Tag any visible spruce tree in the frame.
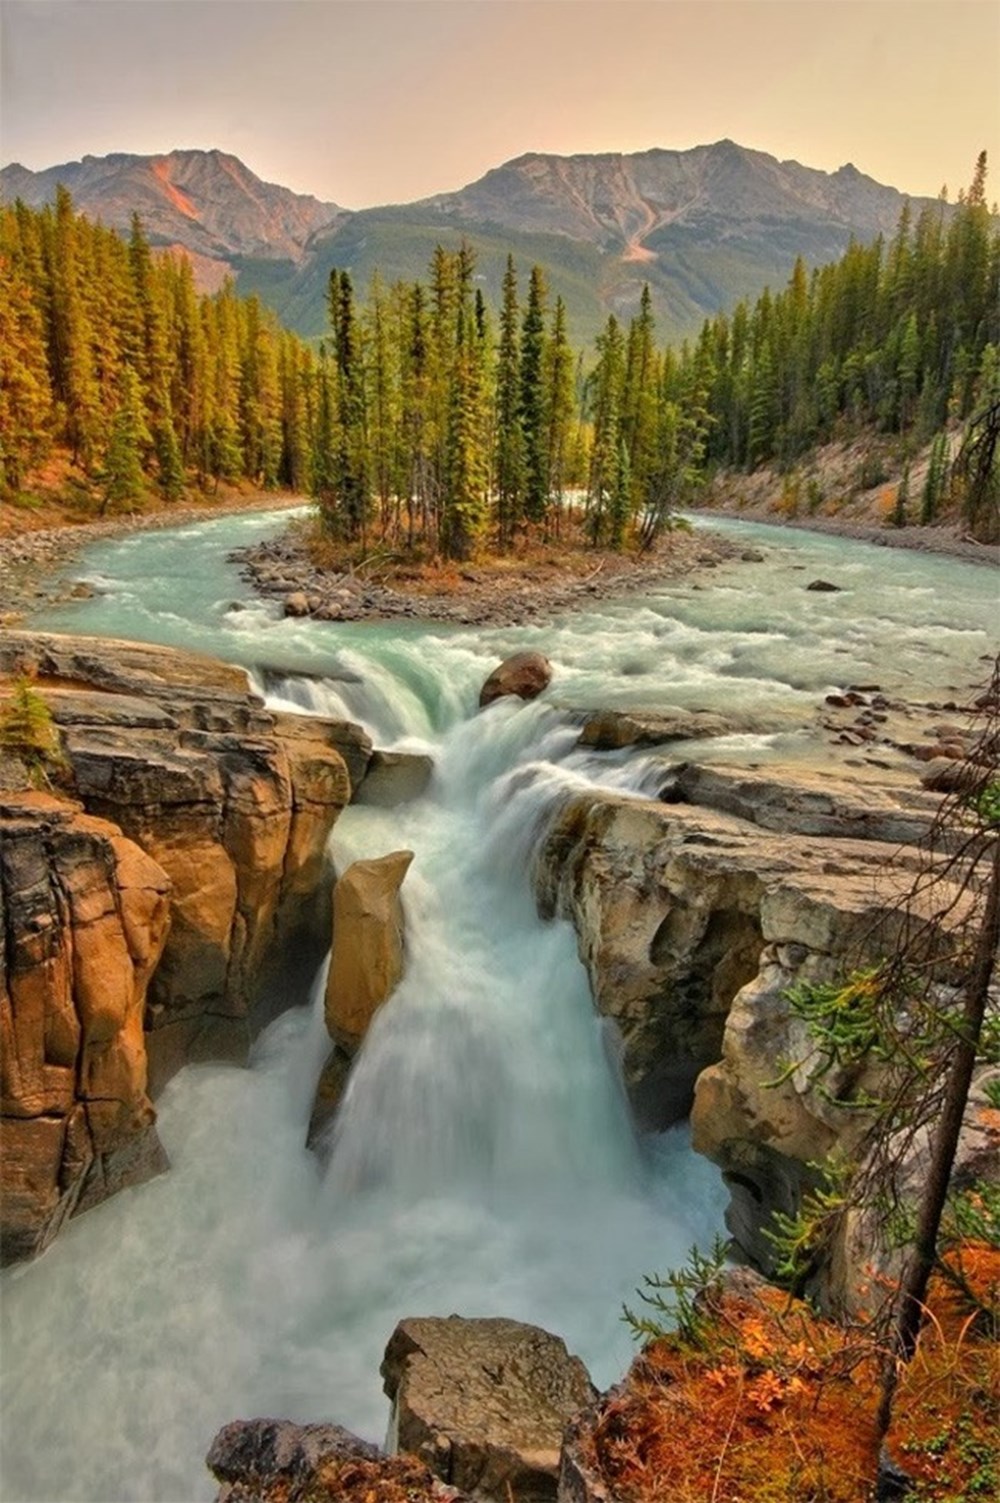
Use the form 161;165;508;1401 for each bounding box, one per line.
520;266;548;528
543;295;576;538
101;365;150;513
495;254;524;548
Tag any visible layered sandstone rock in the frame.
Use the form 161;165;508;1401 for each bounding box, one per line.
355;750;434;807
535;765;944;1129
1;631;358;1258
325;850;414;1052
0;631;352;1089
533;763;969;1305
0;789;171;1262
576;707;761;750
312;850;413;1142
382;1316;596;1503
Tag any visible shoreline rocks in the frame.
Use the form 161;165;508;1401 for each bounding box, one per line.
207;1417;467;1502
232;529;740;628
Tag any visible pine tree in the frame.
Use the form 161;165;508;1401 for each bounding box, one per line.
520;265;548;529
921;432;949;522
100;365;151;513
0;214;53;494
587;315;625;546
543;295;576;539
441;293;488;560
495;254;524;548
328;269;369;540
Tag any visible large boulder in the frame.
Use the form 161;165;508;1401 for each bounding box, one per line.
325;850;414;1054
355;750;434;808
1;790;171;1263
382;1316;596;1503
576;707;755;750
479;652;552;709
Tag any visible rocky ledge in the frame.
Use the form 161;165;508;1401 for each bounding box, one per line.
533;757;997;1308
0;630;365;1262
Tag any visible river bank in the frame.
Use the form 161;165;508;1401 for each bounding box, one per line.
5;483;996;644
0;492;308;625
695;503;1000;567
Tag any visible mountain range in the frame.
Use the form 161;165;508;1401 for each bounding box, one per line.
1;141;942;345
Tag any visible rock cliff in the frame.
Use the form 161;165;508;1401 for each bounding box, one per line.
0;631;354;1260
533;761;976;1303
0;789;171;1261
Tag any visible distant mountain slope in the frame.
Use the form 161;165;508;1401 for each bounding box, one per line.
0;148;345;266
2;141;943;346
421;141;916;255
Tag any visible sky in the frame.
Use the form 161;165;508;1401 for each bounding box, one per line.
1;0;998;209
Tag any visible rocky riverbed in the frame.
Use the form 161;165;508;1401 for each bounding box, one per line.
0;495;307;626
229;525;743;627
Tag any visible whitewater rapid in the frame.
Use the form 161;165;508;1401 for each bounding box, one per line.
1;511;995;1501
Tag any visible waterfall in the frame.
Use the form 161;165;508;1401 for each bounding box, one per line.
3;507;994;1501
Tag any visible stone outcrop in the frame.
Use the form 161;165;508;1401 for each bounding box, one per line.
312;850;413;1143
659;761;945;846
576;707;762;751
382;1316;596;1503
1;631;358;1258
479;652;552;708
325;850;414;1054
207;1417;467;1502
355;750;434;807
534;764;946;1130
0;789;171;1262
0;631;352;1090
533;762;973;1305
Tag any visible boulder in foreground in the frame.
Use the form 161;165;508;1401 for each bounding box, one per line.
381;1315;596;1502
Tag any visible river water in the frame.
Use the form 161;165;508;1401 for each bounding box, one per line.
1;512;995;1502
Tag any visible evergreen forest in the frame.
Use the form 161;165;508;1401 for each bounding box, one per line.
1;154;997;550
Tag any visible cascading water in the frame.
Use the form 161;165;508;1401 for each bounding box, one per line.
1;510;996;1502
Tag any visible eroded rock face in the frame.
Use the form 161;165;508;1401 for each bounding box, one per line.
382;1316;596;1503
0;790;171;1263
533;764;971;1311
0;631;353;1091
1;630;364;1259
534;772;940;1131
479;652;552;708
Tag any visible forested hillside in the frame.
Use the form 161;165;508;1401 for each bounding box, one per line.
0;187;320;506
2;157;997;552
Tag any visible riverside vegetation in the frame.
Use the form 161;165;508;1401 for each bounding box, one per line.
1;153;998;560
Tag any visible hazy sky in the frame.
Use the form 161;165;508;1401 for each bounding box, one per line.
2;0;998;208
